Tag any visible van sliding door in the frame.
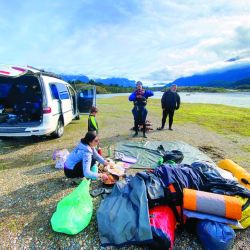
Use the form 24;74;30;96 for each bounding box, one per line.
53;83;73;125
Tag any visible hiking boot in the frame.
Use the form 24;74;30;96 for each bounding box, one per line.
157;127;163;130
90;188;105;197
169;128;173;131
104;187;113;194
71;178;82;185
133;132;138;137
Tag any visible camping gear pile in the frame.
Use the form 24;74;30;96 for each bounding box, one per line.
51;141;250;250
97;161;250;249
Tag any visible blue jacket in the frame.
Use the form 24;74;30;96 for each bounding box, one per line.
64;142;105;179
129;89;154;103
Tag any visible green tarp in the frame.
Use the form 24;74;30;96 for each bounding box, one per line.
114;140;215;169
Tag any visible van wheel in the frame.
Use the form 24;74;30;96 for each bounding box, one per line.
53;119;64;138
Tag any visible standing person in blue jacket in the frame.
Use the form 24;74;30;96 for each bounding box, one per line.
129;81;154;138
157;84;180;131
64;131;108;181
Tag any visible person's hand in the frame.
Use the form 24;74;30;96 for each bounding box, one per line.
103;161;109;166
101;173;109;181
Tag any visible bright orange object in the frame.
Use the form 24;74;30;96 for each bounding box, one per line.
183;188;242;220
218;159;250;189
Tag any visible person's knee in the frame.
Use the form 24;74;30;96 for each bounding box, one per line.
91;164;98;173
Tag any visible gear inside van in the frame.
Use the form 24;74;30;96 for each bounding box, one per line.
0;75;43;125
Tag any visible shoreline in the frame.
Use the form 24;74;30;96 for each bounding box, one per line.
97;91;250;109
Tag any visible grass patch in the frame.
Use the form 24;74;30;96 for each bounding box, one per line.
243;144;250;152
97;97;250;137
176;103;250;136
1;97;249;171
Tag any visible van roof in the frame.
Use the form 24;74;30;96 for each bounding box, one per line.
0;65;61;79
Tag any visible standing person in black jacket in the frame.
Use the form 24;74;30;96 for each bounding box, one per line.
157;84;180;131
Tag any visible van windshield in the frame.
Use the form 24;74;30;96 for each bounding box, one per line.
0;75;43;124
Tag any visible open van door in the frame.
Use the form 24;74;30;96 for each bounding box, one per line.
77;85;96;113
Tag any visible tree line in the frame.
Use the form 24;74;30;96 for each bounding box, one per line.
68;79;135;94
68;79;250;94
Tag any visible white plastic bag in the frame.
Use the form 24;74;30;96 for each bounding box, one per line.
52;149;70;169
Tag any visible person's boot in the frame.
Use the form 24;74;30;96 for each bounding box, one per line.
133;131;138;137
133;121;138;137
157;127;164;130
143;124;147;138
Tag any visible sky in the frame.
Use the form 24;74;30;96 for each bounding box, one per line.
1;0;250;84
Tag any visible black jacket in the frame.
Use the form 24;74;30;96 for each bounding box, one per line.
161;90;180;110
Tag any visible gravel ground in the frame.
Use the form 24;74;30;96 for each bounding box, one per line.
0;119;250;250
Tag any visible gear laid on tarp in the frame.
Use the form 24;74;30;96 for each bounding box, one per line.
191;161;250;198
218;159;250;189
149;205;176;250
97;162;250;248
97;175;153;247
114;140;215;169
183;209;241;227
231;196;250;229
183;188;242;220
153;164;206;197
196;220;236;250
163;150;184;164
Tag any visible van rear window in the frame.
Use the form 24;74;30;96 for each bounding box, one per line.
0;75;40;98
50;83;70;100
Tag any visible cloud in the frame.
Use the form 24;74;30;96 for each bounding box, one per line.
142;68;175;83
1;0;250;83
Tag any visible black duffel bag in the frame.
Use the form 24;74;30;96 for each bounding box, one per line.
163;150;184;164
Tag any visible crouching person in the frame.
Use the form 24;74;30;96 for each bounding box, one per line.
64;131;108;181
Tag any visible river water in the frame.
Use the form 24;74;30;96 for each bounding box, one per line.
97;91;250;108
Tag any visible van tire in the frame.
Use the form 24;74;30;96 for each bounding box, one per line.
53;119;64;138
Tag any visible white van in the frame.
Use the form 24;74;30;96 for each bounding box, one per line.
0;65;96;138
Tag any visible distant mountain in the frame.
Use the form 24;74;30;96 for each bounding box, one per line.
169;64;250;88
232;77;250;89
60;74;136;87
59;62;250;89
60;74;89;83
95;77;136;87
